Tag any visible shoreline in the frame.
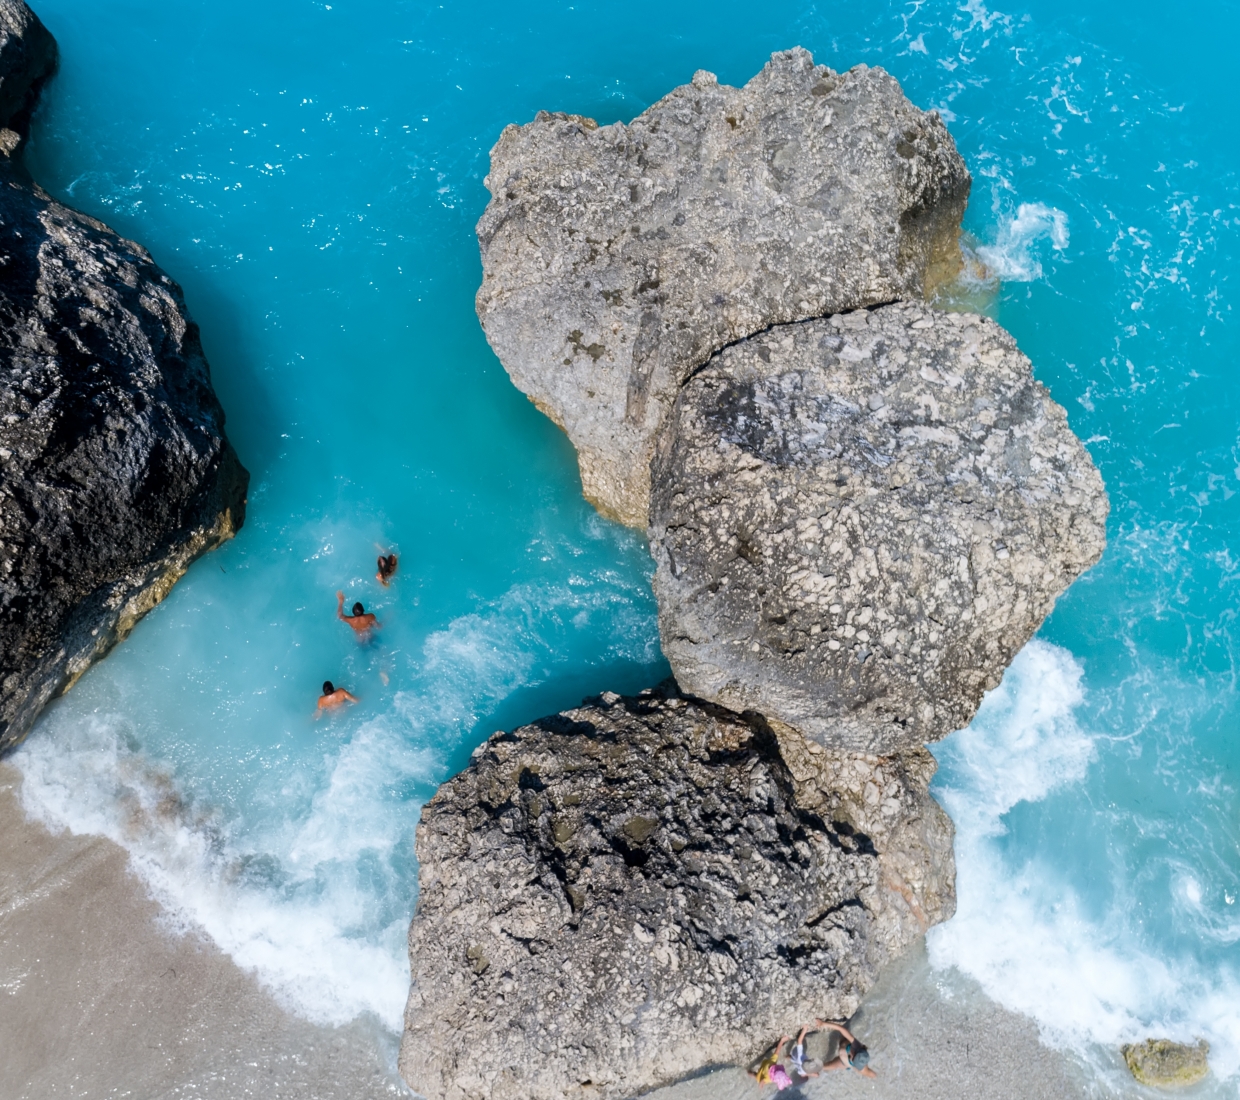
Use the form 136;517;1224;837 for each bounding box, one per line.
0;760;406;1100
2;757;1088;1100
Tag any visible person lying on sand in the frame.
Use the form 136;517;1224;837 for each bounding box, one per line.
337;591;380;638
788;1023;820;1080
750;1035;795;1090
376;552;398;586
316;680;358;714
817;1019;877;1078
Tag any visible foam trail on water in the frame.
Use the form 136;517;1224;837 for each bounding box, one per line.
977;202;1070;281
17;575;659;1032
929;640;1240;1084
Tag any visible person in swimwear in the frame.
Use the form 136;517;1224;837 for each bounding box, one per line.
337;591;380;638
816;1019;877;1078
787;1022;821;1081
376;552;398;586
750;1035;795;1091
316;680;358;714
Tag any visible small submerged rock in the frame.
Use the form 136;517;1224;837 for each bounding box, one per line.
649;303;1107;752
400;684;953;1100
1122;1038;1210;1088
476;47;970;527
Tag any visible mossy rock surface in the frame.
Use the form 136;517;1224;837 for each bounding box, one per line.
1121;1039;1210;1087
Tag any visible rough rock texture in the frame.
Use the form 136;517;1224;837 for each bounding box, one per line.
400;685;953;1100
477;48;970;526
0;0;247;752
1122;1039;1210;1088
409;42;1111;1100
650;303;1107;753
0;0;52;154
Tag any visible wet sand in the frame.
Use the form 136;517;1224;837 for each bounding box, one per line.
2;758;1088;1100
0;762;406;1100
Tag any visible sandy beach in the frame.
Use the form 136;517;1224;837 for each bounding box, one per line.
0;762;405;1100
1;758;1092;1100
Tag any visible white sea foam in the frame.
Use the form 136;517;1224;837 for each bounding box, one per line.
977;202;1070;281
929;640;1240;1084
15;575;659;1034
17;705;422;1030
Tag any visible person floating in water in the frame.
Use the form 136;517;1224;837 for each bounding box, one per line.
316;680;358;714
337;590;380;639
817;1019;877;1078
750;1035;795;1091
376;552;398;586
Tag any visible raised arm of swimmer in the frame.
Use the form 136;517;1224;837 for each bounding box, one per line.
337;591;380;635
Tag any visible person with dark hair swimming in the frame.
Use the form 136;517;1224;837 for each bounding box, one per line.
816;1019;877;1078
316;680;358;714
376;552;398;586
337;591;379;639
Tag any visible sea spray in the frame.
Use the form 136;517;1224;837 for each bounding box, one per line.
9;0;1240;1090
19;572;663;1030
930;641;1240;1083
976;203;1071;282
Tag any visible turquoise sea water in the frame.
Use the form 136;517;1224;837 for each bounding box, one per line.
12;0;1240;1090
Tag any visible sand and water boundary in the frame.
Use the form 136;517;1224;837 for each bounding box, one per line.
1;760;1089;1100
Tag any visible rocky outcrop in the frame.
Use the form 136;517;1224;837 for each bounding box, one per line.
1122;1039;1210;1088
403;46;1109;1100
0;0;247;752
400;684;952;1100
477;48;970;527
0;0;52;153
649;303;1108;752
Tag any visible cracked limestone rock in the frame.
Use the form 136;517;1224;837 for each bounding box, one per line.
0;0;247;751
649;303;1108;753
399;685;953;1100
476;47;970;527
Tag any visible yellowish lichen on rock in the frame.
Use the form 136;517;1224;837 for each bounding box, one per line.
1121;1038;1210;1088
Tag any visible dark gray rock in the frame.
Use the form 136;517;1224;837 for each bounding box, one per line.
477;48;970;527
0;0;53;153
400;685;953;1100
0;0;247;752
649;304;1107;753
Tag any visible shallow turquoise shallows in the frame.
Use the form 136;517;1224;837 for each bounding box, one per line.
14;0;1240;1090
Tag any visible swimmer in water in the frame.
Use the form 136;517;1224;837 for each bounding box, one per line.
337;591;380;638
376;552;398;586
316;680;358;714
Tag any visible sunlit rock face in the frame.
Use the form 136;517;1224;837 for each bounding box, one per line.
400;685;953;1100
476;48;970;527
650;304;1107;753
